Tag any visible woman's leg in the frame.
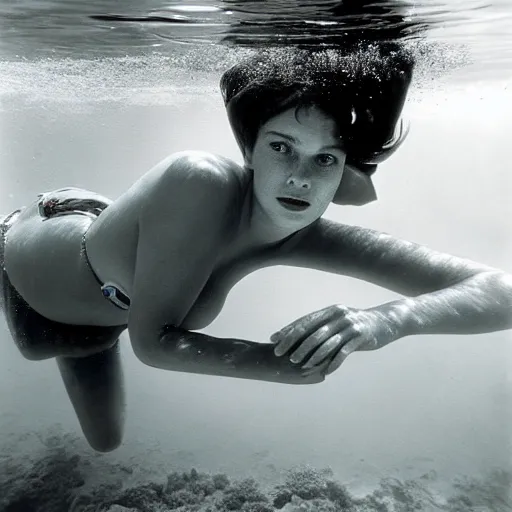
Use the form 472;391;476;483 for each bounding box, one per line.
56;340;126;452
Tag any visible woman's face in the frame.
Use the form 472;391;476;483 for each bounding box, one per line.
247;105;346;230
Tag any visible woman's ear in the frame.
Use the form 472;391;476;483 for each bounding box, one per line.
332;163;378;206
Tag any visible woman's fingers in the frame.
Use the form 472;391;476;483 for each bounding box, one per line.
296;334;365;381
272;309;330;356
290;318;353;365
272;306;348;357
300;330;355;368
325;335;366;375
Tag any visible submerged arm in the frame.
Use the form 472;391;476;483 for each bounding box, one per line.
138;326;319;384
282;218;512;339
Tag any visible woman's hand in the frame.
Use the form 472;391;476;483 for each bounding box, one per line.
271;304;402;376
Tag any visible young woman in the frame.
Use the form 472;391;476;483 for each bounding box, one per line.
2;45;511;452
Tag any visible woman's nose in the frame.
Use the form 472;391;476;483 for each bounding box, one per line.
286;175;311;189
286;162;312;190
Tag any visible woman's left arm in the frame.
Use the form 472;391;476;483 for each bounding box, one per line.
272;218;512;373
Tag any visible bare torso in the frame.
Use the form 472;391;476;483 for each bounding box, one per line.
3;155;300;331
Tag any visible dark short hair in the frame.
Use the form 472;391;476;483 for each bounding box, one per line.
220;43;414;173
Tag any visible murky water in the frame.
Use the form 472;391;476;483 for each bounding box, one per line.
1;2;511;511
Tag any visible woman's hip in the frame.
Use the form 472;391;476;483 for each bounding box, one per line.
0;208;127;360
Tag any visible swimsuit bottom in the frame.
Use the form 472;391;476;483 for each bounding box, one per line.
38;189;131;311
0;200;127;360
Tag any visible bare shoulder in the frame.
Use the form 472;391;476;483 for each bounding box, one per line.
130;149;250;258
140;150;248;207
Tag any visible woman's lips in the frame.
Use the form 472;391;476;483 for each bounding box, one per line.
277;197;311;212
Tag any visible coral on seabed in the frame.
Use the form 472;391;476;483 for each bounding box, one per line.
0;431;511;512
0;446;85;512
271;465;354;510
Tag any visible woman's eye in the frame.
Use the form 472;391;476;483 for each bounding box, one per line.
269;142;289;153
316;154;337;166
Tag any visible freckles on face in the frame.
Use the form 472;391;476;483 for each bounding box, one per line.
248;106;347;222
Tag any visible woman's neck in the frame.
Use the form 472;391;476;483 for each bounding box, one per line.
235;184;297;251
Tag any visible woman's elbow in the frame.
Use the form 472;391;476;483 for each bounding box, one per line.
133;348;153;367
128;323;180;367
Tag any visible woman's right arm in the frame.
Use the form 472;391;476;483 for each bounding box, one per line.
150;326;324;384
127;152;323;385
